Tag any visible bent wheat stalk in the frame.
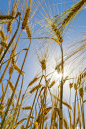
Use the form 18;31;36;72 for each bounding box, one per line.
0;15;14;20
22;37;61;45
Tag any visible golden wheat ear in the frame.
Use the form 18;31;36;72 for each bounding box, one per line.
0;13;20;64
0;41;7;48
23;0;32;26
0;30;5;40
49;80;55;88
63;118;69;129
60;0;86;30
25;23;32;40
30;84;42;93
7;80;14;91
7;0;20;33
51;23;63;44
28;76;40;87
13;118;27;129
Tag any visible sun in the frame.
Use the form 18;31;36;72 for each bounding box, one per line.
54;71;62;81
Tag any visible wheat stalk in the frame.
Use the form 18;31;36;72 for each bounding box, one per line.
2;83;5;95
0;14;20;64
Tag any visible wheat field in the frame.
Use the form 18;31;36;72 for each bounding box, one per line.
0;0;86;129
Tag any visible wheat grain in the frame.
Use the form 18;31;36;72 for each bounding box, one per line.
0;47;3;58
13;64;24;75
63;118;69;129
79;87;83;97
36;107;52;123
41;59;46;70
55;64;61;73
5;34;10;41
0;30;5;40
51;23;63;44
7;80;14;91
83;100;86;103
69;83;73;89
74;83;77;90
11;50;16;65
23;8;30;26
9;66;13;76
7;21;12;33
13;118;27;129
25;23;32;40
49;81;55;88
30;84;42;93
22;106;32;110
0;41;7;48
28;77;40;86
23;0;32;26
